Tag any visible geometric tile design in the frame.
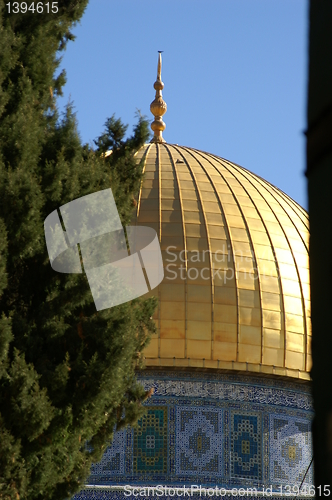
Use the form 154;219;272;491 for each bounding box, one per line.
176;407;222;475
90;430;125;476
73;490;313;500
133;407;168;474
139;371;313;412
269;415;313;485
231;412;261;480
74;371;314;500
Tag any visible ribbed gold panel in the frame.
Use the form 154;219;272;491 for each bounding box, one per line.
133;144;311;380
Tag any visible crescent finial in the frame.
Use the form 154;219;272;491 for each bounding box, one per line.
150;52;167;143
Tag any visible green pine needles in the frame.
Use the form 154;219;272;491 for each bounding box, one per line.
0;2;157;499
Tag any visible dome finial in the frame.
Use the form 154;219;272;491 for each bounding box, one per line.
150;51;167;143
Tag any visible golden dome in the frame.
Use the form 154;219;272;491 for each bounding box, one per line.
133;143;311;381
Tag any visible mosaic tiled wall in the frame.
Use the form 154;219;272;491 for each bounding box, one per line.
74;371;313;499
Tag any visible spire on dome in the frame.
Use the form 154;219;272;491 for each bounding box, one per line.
150;52;167;143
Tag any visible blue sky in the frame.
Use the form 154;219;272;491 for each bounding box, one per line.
57;0;309;208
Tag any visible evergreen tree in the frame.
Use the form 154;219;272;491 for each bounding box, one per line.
0;2;156;499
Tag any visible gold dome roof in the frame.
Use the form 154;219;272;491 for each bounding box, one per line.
133;143;311;381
